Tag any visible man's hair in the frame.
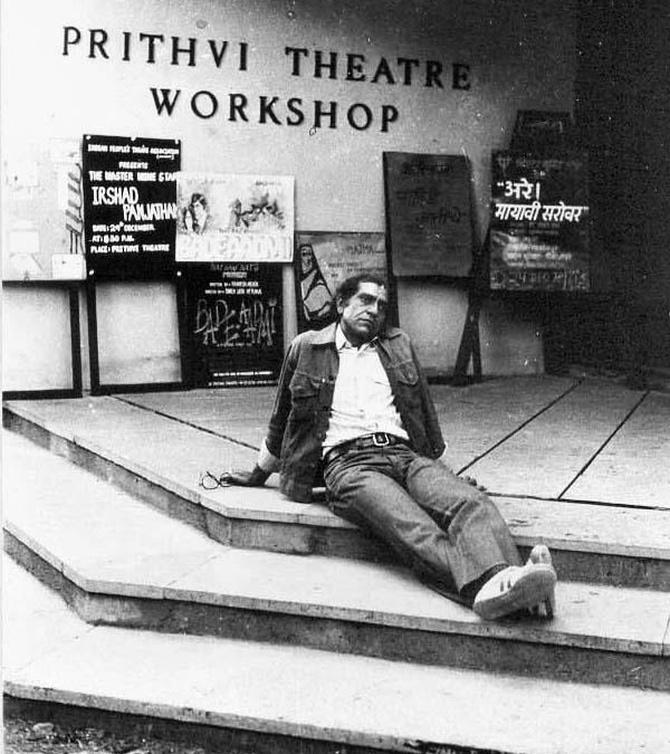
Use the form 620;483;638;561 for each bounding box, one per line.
335;273;387;305
190;192;207;209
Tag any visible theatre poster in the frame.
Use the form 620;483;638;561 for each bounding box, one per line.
175;173;294;264
294;231;387;332
3;139;86;281
489;152;590;291
184;262;284;387
383;152;473;278
82;134;181;279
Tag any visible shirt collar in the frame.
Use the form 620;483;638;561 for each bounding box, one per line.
336;323;377;352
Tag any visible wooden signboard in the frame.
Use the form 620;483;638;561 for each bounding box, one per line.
183;262;283;387
383;152;473;278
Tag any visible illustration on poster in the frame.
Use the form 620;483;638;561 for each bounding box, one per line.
298;242;334;324
180;193;210;234
228;191;285;232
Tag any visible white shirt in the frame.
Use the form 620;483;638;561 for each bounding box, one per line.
322;325;409;455
258;325;408;473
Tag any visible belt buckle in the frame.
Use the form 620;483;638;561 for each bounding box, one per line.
371;432;390;447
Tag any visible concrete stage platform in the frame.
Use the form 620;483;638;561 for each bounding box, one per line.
110;374;670;509
4;374;670;754
9;373;669;509
4;375;670;584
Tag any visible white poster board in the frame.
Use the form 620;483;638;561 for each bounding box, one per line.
3;139;86;281
175;173;294;263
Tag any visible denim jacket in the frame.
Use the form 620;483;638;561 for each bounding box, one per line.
265;322;446;502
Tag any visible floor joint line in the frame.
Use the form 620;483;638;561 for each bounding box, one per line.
111;395;261;452
489;489;666;512
457;378;583;475
557;390;651;500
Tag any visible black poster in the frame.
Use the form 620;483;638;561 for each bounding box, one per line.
185;263;283;387
489;151;590;291
82;134;181;279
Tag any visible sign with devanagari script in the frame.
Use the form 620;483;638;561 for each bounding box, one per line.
489;152;590;291
384;152;473;277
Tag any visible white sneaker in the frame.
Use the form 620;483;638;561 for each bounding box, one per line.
527;544;556;618
473;561;557;620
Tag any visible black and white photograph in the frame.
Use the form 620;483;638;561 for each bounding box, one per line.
2;2;669;754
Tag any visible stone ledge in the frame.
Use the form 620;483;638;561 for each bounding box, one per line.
5;405;670;589
5;528;670;692
5;557;670;754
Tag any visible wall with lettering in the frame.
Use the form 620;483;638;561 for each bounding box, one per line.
2;0;576;385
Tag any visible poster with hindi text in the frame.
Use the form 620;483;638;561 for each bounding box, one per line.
176;173;294;264
489;152;590;291
383;152;473;278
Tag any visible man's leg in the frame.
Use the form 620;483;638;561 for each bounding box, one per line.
403;454;522;594
325;446;555;617
401;453;557;617
324;447;486;599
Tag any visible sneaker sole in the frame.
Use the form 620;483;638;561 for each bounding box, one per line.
473;566;557;621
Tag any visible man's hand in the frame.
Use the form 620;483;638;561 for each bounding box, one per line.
220;465;270;487
462;475;487;492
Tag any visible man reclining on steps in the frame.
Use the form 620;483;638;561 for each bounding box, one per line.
222;273;556;620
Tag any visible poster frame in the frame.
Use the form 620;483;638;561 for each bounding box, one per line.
488;149;590;293
82;134;181;282
81;133;186;395
175;172;294;265
86;277;185;396
2;279;83;399
178;262;285;389
2;138;87;284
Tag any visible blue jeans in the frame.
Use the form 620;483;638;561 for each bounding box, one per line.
324;444;521;602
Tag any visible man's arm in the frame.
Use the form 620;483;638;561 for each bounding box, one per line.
410;341;447;459
222;464;271;487
265;336;300;459
222;337;300;487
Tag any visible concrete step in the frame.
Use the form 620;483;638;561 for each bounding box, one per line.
4;430;670;691
4;399;670;589
5;555;670;754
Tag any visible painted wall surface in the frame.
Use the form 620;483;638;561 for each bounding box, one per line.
2;0;576;387
2;287;75;390
397;282;544;376
95;282;182;385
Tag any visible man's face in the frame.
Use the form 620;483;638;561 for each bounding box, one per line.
337;281;387;345
300;246;314;274
193;200;207;224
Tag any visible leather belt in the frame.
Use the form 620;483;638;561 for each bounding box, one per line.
324;432;408;465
